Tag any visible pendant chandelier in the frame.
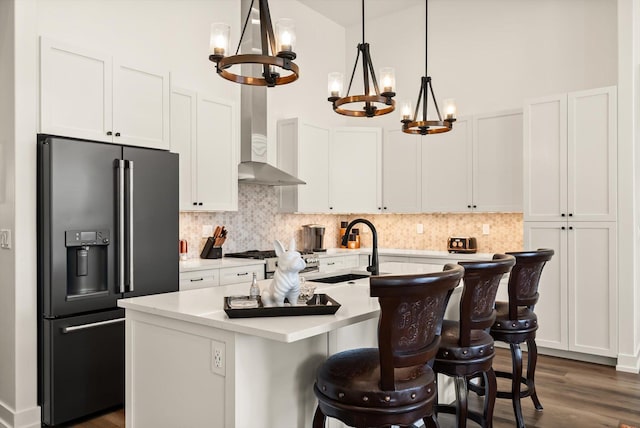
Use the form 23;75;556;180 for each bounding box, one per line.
327;0;396;118
208;0;299;87
400;0;456;134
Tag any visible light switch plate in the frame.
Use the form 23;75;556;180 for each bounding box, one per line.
416;224;424;234
0;229;11;249
211;340;226;376
482;224;490;235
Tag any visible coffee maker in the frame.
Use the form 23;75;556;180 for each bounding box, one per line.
302;224;326;252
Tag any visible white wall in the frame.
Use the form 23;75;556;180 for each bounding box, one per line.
343;0;617;130
0;1;17;425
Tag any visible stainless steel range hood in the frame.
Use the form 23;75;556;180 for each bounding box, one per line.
237;0;305;186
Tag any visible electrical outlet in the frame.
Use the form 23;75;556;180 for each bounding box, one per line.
202;225;213;237
211;340;225;376
416;224;424;234
0;229;11;249
482;224;490;235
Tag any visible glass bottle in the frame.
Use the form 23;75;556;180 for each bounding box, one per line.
249;272;260;299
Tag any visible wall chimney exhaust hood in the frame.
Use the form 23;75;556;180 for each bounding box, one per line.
237;0;305;186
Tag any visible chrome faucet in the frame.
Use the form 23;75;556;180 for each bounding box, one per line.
341;218;379;276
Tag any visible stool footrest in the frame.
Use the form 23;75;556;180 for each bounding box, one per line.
435;404;486;427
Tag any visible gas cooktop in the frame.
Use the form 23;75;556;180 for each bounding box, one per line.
225;249;314;260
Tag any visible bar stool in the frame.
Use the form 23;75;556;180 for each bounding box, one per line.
489;249;554;428
312;265;464;428
433;254;515;428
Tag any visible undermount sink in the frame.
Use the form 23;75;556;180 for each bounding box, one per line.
310;273;370;284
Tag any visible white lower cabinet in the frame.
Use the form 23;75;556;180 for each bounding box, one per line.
171;87;239;211
319;255;359;273
179;265;264;291
218;265;264;286
524;221;617;357
179;269;219;291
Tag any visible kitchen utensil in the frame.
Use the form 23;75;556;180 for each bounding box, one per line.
302;224;326;252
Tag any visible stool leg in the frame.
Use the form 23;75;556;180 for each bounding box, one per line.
510;343;526;428
423;413;440;428
526;338;543;411
483;368;497;428
312;406;326;428
454;375;469;428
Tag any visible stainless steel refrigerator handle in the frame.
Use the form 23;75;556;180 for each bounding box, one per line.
127;160;134;292
61;317;125;334
117;159;125;293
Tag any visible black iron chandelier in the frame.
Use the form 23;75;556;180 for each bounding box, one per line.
208;0;299;87
401;0;456;134
327;0;396;118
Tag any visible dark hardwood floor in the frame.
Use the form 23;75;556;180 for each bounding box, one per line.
70;349;640;427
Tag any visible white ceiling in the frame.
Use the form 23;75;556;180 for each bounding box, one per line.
297;0;421;28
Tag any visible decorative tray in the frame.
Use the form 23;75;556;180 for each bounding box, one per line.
224;294;341;318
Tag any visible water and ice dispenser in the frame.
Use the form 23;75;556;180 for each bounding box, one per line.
65;229;110;298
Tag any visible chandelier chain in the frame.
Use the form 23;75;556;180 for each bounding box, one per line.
236;0;255;56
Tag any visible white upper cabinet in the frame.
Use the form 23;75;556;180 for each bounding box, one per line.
40;37;170;149
524;86;617;221
171;88;238;211
473;109;523;212
40;37;113;142
277;118;331;213
421;116;473;212
112;58;170;149
329;127;382;214
382;130;421;213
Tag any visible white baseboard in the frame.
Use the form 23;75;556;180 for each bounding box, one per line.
616;351;640;373
0;401;40;428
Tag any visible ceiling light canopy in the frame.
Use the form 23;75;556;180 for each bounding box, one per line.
401;0;456;135
208;0;299;87
327;0;396;118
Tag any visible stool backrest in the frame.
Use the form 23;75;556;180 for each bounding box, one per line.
505;249;555;319
370;264;464;391
457;254;515;347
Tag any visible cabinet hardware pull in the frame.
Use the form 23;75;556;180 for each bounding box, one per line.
107;131;113;136
193;202;197;206
327;262;335;265
62;318;125;334
190;278;204;282
467;205;472;208
115;132;121;137
569;213;573;216
561;226;566;230
569;226;573;230
198;202;203;206
237;272;249;276
561;213;566;217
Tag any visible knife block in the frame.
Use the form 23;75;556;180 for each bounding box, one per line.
200;237;222;259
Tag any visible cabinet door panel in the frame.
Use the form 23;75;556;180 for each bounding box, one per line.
567;222;617;356
196;95;238;211
383;130;421;213
113;60;170;149
523;95;567;221
523;222;568;350
329;128;381;213
473;109;523;212
298;124;330;212
568;87;617;221
170;88;197;211
40;38;112;142
422;117;472;212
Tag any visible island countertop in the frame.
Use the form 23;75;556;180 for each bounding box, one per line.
118;262;446;343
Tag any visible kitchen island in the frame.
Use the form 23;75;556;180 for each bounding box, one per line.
118;262;463;428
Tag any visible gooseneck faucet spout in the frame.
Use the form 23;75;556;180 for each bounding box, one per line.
341;218;379;276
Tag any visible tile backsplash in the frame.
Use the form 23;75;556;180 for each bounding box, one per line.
180;184;523;259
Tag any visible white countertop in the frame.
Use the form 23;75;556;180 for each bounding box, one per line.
314;247;494;261
120;262;446;343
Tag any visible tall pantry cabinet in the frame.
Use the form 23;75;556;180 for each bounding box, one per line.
523;86;617;357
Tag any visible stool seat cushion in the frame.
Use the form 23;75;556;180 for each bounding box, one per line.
492;301;538;332
435;320;495;362
315;348;436;408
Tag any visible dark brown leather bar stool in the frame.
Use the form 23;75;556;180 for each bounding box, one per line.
433;254;515;428
312;265;464;428
489;249;554;428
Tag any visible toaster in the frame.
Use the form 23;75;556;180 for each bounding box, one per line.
447;236;478;253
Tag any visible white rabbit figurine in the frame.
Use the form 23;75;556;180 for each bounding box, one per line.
261;238;306;307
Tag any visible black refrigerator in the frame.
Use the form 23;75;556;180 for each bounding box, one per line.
37;134;179;426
